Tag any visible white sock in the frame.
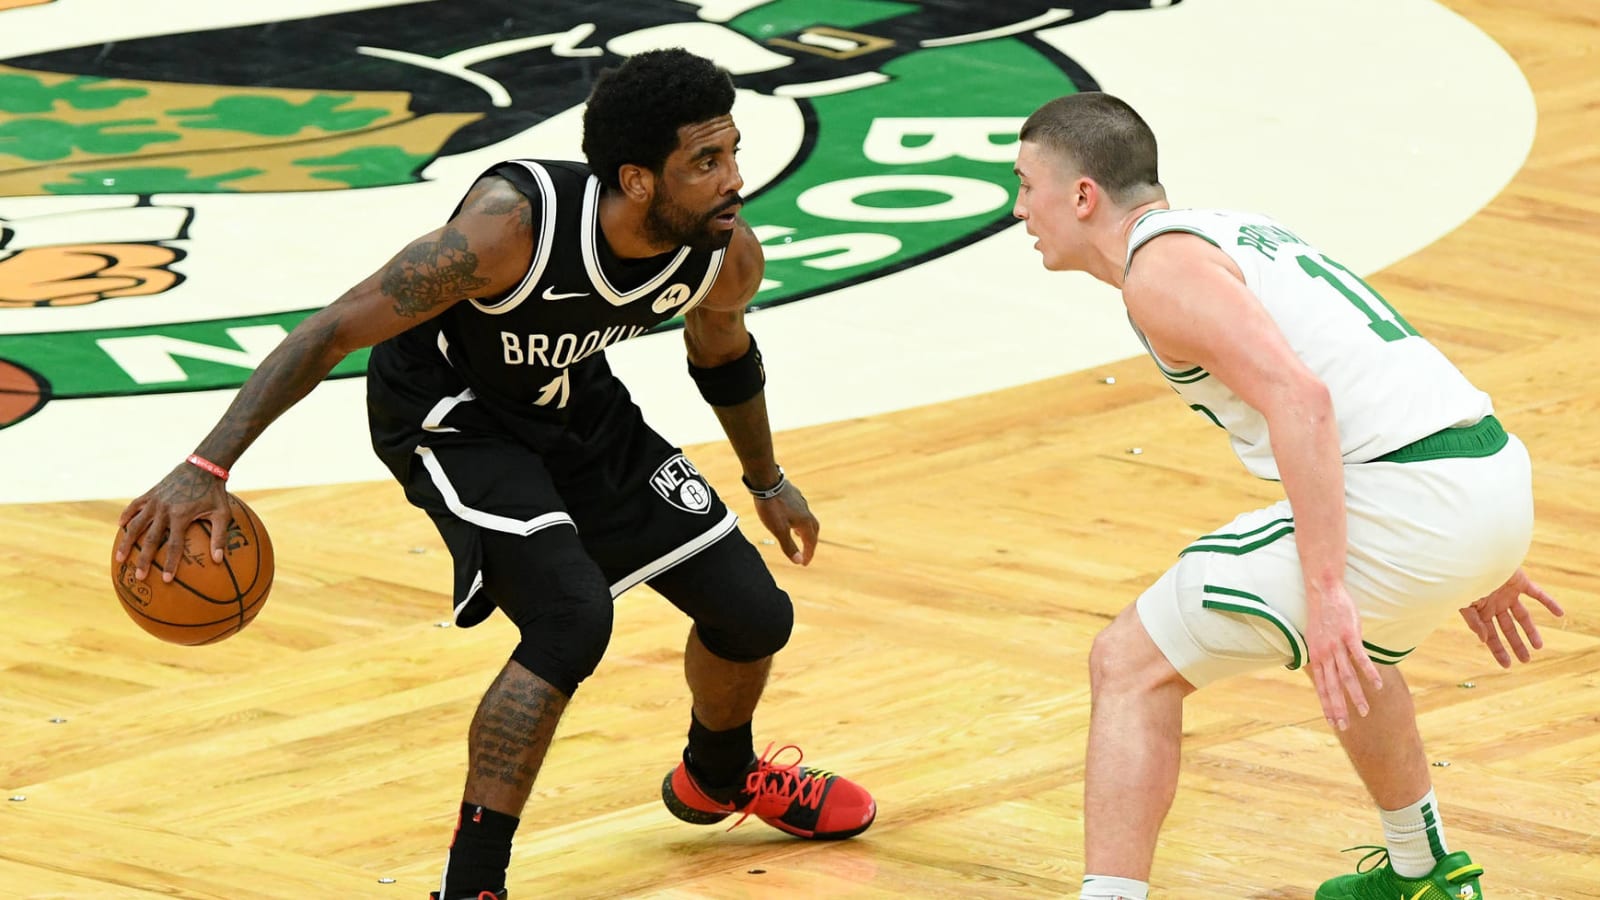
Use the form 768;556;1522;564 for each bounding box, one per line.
1081;874;1149;899
1380;788;1449;878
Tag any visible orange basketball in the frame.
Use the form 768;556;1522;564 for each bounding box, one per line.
0;358;50;428
111;494;274;645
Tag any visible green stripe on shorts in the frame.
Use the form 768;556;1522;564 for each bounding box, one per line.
1181;523;1295;556
1362;639;1415;666
1201;585;1306;670
1193;517;1294;543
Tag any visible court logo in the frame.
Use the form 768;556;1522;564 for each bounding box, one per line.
0;1;1185;433
649;454;712;515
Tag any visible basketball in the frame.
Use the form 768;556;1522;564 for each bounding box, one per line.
111;494;275;645
0;358;50;428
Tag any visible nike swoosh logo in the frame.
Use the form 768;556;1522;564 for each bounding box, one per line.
542;286;588;300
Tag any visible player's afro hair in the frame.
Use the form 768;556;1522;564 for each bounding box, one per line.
582;48;737;190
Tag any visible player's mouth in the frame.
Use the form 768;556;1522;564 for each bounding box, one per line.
711;200;743;229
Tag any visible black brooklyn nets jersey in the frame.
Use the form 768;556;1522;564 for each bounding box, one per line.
367;159;726;443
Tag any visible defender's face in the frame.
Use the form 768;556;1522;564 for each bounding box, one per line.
1012;140;1081;272
649;115;745;251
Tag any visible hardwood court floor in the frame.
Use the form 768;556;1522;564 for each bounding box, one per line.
2;1;1597;897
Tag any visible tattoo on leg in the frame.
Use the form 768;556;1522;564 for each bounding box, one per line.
468;664;568;802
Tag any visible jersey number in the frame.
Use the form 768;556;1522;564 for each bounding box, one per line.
1296;254;1419;342
535;369;570;408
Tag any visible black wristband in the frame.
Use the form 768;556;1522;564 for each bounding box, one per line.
688;334;765;407
741;467;787;499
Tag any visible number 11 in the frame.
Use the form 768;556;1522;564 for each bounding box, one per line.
1297;254;1419;342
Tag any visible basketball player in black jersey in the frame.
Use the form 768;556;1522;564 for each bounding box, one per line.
114;48;875;900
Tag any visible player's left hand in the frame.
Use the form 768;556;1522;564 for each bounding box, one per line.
753;479;819;566
1304;582;1383;732
1459;567;1563;667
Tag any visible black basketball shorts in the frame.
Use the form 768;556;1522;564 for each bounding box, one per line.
370;378;741;628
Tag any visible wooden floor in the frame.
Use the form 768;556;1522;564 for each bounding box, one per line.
4;2;1598;897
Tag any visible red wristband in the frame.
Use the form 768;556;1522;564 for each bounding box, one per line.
185;453;230;481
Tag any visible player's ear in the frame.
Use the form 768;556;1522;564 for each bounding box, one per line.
1076;176;1098;220
618;163;655;204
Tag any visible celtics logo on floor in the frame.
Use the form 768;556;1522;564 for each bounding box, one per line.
0;1;1178;429
1;1;1534;505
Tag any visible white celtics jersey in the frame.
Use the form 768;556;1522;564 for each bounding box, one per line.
1125;208;1493;480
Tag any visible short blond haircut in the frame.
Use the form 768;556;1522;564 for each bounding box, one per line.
1020;92;1161;205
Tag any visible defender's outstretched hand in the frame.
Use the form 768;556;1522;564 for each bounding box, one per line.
1460;567;1563;667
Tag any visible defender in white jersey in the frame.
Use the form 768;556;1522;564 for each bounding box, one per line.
1011;93;1563;900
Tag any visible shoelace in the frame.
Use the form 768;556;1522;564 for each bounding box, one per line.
1336;845;1482;888
724;742;832;831
1339;845;1393;875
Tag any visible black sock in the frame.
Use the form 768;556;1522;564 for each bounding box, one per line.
685;714;757;795
442;803;517;896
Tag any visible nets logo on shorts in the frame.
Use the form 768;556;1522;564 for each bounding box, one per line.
649;454;712;515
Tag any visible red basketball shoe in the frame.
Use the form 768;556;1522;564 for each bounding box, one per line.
662;742;876;839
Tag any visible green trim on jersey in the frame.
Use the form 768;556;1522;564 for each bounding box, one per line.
1374;415;1508;464
1129;318;1210;384
1181;517;1295;556
1141;225;1220;248
1132;208;1163;231
1124;217;1222;280
1121;240;1213;384
1201;584;1305;670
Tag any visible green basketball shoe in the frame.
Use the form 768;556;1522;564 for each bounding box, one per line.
1316;846;1484;900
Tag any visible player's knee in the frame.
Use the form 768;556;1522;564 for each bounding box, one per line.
509;596;613;696
1088;624;1120;693
484;527;616;696
1089;611;1174;696
651;535;794;663
698;584;793;663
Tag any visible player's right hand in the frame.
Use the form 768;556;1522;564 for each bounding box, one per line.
1459;567;1563;667
114;462;231;583
1304;581;1383;732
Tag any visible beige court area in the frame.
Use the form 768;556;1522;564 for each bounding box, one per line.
3;1;1598;897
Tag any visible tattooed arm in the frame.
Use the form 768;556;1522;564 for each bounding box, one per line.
115;176;534;580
